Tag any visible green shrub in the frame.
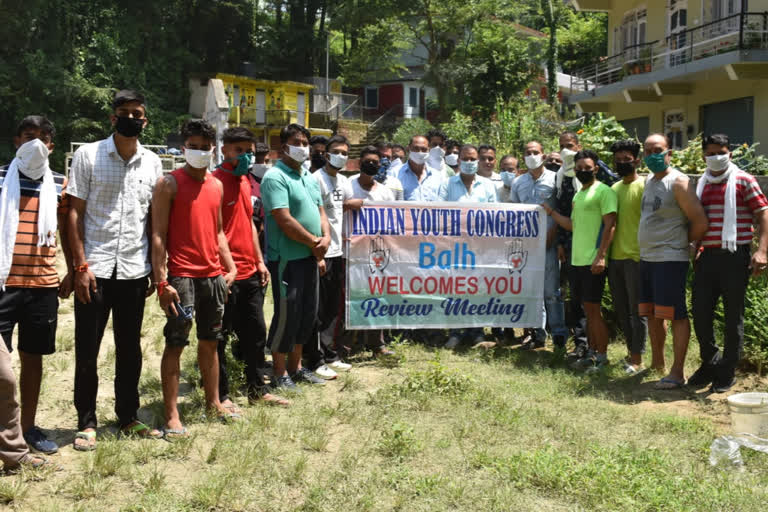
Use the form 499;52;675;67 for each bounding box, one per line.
667;135;768;176
392;118;434;147
572;114;628;168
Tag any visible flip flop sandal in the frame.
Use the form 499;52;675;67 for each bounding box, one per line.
73;431;97;452
4;454;60;474
162;427;189;441
654;376;685;390
217;411;242;423
222;403;244;415
260;393;291;407
120;421;163;439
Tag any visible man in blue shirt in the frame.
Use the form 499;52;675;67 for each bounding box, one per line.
438;144;497;203
442;145;496;349
507;140;568;350
397;135;444;201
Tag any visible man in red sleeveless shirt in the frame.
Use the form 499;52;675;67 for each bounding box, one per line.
213;127;288;406
151;119;237;438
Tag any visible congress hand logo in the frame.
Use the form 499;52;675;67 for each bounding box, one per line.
506;239;528;274
369;236;390;273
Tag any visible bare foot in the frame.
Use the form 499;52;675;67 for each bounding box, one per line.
260;393;291;406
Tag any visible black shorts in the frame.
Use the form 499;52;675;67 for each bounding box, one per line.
267;257;319;354
638;260;689;320
0;287;58;355
164;275;227;347
572;265;607;304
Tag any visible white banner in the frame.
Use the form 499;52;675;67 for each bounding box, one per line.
345;201;546;329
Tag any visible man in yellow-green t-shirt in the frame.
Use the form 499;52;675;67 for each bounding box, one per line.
542;150;617;372
608;140;648;375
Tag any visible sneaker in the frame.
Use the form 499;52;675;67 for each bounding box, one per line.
444;336;461;349
570;351;597;370
567;343;588;360
710;377;735;394
329;360;352;371
272;374;301;393
313;364;338;380
23;426;58;455
585;356;609;374
521;338;545;350
292;367;326;385
687;365;715;387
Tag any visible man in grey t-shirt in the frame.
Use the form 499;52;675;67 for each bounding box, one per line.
637;133;708;390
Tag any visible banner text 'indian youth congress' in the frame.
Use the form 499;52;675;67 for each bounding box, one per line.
345;201;546;329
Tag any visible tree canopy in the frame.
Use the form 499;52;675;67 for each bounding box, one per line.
0;0;605;166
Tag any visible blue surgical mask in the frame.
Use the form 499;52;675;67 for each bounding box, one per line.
644;151;669;173
459;160;478;175
501;171;515;187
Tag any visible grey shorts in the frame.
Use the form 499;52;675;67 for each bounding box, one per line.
164;275;227;347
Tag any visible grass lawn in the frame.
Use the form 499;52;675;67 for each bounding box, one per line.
2;282;768;511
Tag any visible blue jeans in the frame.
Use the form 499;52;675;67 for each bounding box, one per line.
535;247;568;343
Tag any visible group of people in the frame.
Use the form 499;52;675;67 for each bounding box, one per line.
0;88;765;474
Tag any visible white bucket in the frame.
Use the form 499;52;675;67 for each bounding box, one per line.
727;392;768;436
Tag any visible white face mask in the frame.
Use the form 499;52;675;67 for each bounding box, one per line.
445;153;459;166
429;146;445;159
409;151;429;165
459;160;478;175
706;153;730;172
250;163;269;178
524;154;543;170
16;138;49;180
287;144;310;164
184;148;212;169
328;153;348;169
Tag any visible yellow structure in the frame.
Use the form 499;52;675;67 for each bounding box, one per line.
188;73;331;147
569;0;768;151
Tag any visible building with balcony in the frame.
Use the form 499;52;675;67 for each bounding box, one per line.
188;73;332;150
569;0;768;150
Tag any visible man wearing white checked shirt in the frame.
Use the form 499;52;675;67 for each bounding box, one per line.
66;90;164;451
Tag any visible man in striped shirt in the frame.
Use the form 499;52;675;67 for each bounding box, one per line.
0;116;69;456
690;133;768;393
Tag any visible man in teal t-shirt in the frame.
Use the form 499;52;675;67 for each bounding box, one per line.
608;140;648;374
542;149;616;372
261;123;331;392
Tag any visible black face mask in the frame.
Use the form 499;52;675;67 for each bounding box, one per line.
115;116;144;138
545;162;560;172
576;170;595;185
615;161;635;177
361;160;380;176
311;152;326;169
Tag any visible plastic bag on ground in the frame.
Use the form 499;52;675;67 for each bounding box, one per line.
709;433;768;469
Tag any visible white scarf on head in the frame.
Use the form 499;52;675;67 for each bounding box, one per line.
555;163;582;197
0;139;58;290
696;161;738;253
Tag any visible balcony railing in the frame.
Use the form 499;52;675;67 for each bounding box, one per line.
570;12;768;95
227;107;307;127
